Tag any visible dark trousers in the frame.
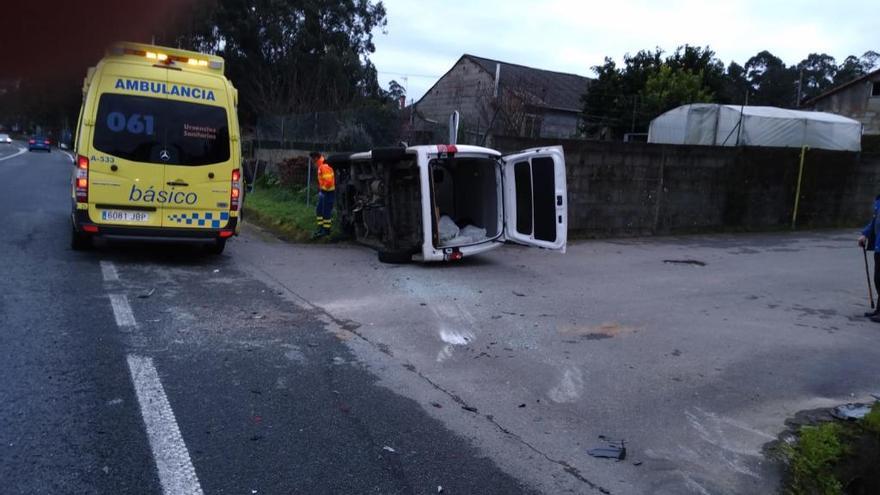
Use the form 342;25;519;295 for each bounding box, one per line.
316;190;335;231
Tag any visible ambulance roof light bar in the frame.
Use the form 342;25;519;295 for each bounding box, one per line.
108;43;223;71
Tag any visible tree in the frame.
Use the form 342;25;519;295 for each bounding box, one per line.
796;53;837;101
386;80;406;106
720;62;750;104
178;0;388;122
640;65;714;118
744;50;798;107
834;50;880;85
667;45;726;98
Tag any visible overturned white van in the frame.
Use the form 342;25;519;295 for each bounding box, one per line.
327;144;567;262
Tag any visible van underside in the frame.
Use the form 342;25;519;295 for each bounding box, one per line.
336;153;423;254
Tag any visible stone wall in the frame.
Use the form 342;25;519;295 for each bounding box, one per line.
494;136;880;237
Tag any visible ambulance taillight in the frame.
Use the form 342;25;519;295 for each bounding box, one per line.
75;155;89;202
230;169;241;211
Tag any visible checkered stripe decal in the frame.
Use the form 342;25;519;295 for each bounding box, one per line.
167;211;230;228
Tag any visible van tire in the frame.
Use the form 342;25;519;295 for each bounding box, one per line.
70;226;91;251
207;238;227;255
378;250;411;264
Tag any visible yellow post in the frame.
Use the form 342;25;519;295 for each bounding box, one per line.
791;145;809;230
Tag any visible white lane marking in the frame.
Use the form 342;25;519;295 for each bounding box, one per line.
127;354;204;495
0;147;27;163
109;294;137;328
63;151;75;163
100;261;120;282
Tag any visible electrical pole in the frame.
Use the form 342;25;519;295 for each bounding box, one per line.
630;95;638;134
796;68;804;107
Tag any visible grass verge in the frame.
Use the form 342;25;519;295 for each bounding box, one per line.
243;182;339;243
781;402;880;494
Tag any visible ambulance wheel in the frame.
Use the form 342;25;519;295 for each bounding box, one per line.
207;238;227;255
378;250;411;264
70;226;91;251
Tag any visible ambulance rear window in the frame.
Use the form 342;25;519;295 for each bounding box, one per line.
93;94;230;166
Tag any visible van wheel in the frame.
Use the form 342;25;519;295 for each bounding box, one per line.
378;250;411;264
207;238;227;255
70;226;91;251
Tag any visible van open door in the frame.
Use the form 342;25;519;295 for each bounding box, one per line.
501;146;567;252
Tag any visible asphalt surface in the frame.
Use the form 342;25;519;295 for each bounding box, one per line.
0;144;534;494
4;141;880;495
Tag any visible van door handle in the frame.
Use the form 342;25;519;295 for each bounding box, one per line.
166;180;189;187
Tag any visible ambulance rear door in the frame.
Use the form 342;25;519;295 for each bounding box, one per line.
156;73;233;230
88;73;168;228
500;146;567;252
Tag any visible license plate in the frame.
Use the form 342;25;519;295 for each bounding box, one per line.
101;210;149;222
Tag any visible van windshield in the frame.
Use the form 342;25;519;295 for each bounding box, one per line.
93;93;230;166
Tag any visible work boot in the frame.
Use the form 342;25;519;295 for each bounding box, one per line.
311;229;326;240
870;313;880;323
865;307;880;317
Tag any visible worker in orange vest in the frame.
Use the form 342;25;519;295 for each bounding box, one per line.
311;151;335;239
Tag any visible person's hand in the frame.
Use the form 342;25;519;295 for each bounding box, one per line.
859;235;867;247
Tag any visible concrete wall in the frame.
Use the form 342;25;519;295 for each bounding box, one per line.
495;136;880;237
809;73;880;135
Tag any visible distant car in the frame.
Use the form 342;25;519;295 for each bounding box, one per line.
28;136;51;152
0;133;12;144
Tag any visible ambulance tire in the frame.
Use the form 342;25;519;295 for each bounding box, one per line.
70;226;92;251
207;238;227;255
378;250;411;264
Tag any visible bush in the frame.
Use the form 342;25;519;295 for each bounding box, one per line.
783;422;846;495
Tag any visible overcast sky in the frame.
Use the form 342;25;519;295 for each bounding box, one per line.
371;0;877;103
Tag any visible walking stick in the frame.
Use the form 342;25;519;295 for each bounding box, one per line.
863;246;875;309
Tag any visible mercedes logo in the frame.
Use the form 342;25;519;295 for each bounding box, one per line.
159;150;171;161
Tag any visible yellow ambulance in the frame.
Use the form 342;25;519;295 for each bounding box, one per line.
71;42;243;254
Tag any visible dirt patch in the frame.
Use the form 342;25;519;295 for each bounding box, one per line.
558;322;639;339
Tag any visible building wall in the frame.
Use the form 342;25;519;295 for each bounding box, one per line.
414;58;496;139
495;136;879;237
810;73;880;135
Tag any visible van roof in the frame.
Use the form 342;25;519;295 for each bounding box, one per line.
103;41;225;74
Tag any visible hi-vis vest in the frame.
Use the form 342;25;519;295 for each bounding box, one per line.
317;159;335;192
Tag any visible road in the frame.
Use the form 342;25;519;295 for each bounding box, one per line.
2;142;879;494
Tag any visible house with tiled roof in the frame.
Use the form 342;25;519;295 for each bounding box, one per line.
408;54;591;145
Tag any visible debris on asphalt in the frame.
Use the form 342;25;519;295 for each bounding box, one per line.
307;343;319;347
512;291;526;297
663;259;707;267
588;437;627;460
831;403;873;421
430;402;443;408
213;269;220;273
137;288;155;299
383;446;396;453
252;314;265;320
633;460;643;466
518;403;526;408
461;405;478;413
437;486;443;493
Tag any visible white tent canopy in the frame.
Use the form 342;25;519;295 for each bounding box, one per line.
648;104;862;151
